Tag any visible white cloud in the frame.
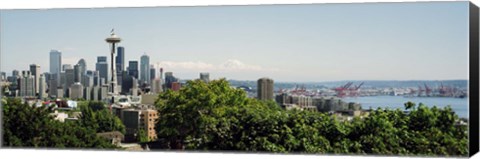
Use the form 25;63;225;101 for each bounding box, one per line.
219;59;263;71
157;59;278;72
158;61;216;70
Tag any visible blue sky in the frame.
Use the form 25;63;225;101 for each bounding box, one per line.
0;2;470;82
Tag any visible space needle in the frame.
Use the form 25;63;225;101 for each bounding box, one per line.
106;29;121;103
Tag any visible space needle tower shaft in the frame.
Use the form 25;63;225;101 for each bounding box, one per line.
105;29;121;103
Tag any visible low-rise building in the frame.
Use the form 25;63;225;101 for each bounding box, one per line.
121;108;159;142
97;131;125;146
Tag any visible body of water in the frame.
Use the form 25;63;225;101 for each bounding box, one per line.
343;96;469;118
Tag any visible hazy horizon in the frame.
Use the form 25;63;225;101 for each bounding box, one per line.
0;2;470;82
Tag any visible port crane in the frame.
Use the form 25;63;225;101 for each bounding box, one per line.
333;82;363;97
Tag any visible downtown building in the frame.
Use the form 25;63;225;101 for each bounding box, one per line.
17;70;35;97
38;74;47;99
257;77;274;101
275;93;362;112
29;64;40;94
49;50;62;85
116;46;125;86
77;59;87;85
200;72;210;83
149;65;155;82
121;108;159;142
140;54;150;85
96;56;108;84
164;72;178;90
128;60;139;79
64;68;75;97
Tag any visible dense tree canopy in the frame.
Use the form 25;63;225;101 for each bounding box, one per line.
155;79;468;156
2;98;118;149
78;101;126;134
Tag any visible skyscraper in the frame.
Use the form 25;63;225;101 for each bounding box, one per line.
77;59;87;85
48;75;58;98
69;82;84;100
96;56;108;81
150;65;156;81
0;72;6;81
128;60;139;79
18;70;35;97
93;70;101;86
151;78;163;94
12;70;19;77
38;74;47;99
140;54;150;85
164;72;178;90
97;56;107;62
200;72;210;83
65;68;75;97
49;50;61;84
62;64;73;72
29;64;40;94
257;77;274;101
116;47;125;73
121;75;133;94
73;64;81;83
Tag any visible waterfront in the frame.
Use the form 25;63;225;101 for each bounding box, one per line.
344;96;469;118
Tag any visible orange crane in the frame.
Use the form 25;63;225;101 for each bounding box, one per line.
424;83;432;97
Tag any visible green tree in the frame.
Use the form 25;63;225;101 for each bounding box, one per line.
137;129;149;143
153;79;468;156
78;101;126;134
2;98;118;149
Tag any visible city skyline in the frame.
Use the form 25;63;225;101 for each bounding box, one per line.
0;2;470;82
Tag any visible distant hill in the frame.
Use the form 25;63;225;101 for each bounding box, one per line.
227;79;468;90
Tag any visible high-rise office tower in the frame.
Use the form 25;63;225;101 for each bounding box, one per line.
93;70;100;86
0;72;5;79
77;59;87;75
257;77;274;101
140;54;150;85
83;74;94;87
29;64;40;94
12;70;19;77
151;78;163;94
38;74;47;99
18;70;35;97
150;65;155;81
0;72;6;81
69;82;83;100
96;56;108;81
164;72;178;90
77;59;87;85
83;86;91;100
121;75;133;94
200;72;210;83
131;78;139;96
73;64;81;83
128;60;139;79
116;47;125;86
83;70;94;87
86;70;94;76
62;64;73;72
48;75;58;98
65;68;75;97
159;68;163;80
116;47;125;73
49;50;61;84
60;72;66;88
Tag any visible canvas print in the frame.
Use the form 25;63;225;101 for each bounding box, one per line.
0;1;472;157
